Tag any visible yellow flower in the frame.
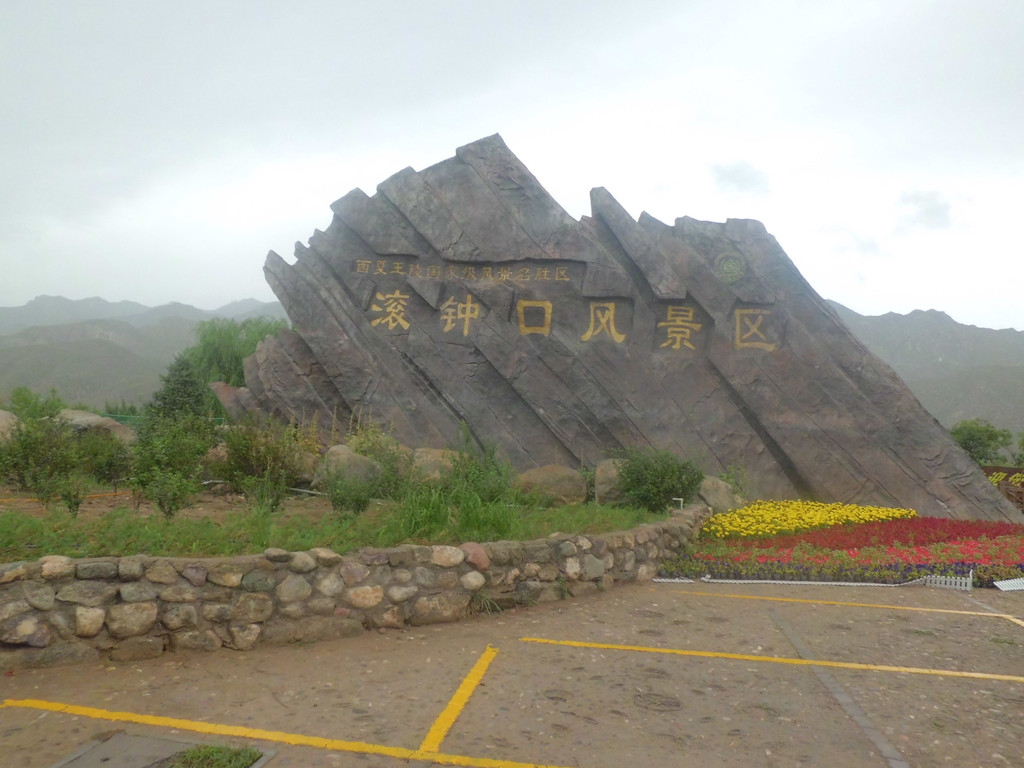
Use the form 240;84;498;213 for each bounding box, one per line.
701;500;917;539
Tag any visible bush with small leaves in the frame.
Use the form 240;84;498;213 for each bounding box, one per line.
616;447;703;514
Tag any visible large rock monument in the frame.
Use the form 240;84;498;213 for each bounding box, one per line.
218;135;1019;522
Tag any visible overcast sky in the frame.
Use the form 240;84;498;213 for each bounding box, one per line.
2;0;1022;329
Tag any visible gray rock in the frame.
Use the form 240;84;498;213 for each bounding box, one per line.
385;585;419;603
312;445;382;489
232;593;274;623
39;555;75;581
0;615;52;647
75;606;106;637
119;582;158;603
515;465;588;506
170;630;222;652
0;599;32;622
410;593;471;625
276;574;313;603
208;564;247;587
111;636;165;661
344;585;384;609
228;623;261;651
106;602;158;638
339;562;370;585
460;571;486;591
314;573;346;597
201;603;233;623
430;545;465;568
56;582;119;607
76;561;118;580
0;562;28;584
162;605;198;631
581;554;606;581
288;552;317;573
180;564;208;587
241;570;277;592
159;585;200;603
118;558;146;581
144;560;179;584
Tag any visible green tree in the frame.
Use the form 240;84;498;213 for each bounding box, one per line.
4;386;65;420
1012;434;1024;468
148;355;209;420
132;413;215;517
181;316;288;415
950;419;1013;465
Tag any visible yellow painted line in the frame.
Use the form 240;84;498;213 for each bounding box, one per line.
0;698;569;768
671;589;1024;628
519;637;1024;685
419;644;499;753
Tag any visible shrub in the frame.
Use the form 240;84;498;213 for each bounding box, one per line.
346;419;411;499
325;473;377;515
0;416;77;505
616;447;703;513
4;386;66;420
132;414;215;518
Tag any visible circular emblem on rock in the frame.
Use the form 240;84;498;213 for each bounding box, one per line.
714;252;747;283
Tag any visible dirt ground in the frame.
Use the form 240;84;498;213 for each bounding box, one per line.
3;582;1024;768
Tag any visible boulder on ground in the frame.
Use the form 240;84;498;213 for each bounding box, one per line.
515;465;588;506
312;445;382;489
698;476;746;515
58;409;135;444
594;459;629;506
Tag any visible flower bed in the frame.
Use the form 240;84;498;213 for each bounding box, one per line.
662;501;1024;588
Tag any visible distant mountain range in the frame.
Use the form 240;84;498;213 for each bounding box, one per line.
0;296;1020;434
0;296;287;409
829;302;1024;435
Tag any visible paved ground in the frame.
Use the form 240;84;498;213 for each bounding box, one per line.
2;581;1023;768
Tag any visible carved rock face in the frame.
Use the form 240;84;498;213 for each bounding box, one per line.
221;134;1019;522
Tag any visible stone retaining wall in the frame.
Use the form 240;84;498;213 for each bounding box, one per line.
0;507;707;669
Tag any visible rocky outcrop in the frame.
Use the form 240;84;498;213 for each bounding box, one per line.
218;135;1019;523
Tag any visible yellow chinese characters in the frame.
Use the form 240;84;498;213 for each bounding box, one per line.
735;308;778;351
517;300;552;336
581;302;626;343
370;290;411;331
658;306;702;350
440;294;481;337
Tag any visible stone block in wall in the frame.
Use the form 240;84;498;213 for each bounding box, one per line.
111;636;164;662
315;573;346;597
119;582;157;602
431;545;465;567
107;602;158;638
145;560;179;584
201;603;233;622
0;599;31;622
276;574;313;603
3;642;100;670
524;541;553;563
181;564;208;587
310;547;343;567
170;630;222;652
0;614;52;647
232;593;273;623
486;541;525;566
56;582;119;607
0;562;29;584
160;585;201;603
118;558;145;581
39;555;75;581
459;542;489;570
228;623;261;650
344;585;384;609
75;606;105;637
241;570;277;592
76;561;118;580
581;554;606;581
288;552;317;573
208;563;248;587
410;592;471;625
22;582;55;611
162;605;198;631
460;571;485;591
340;562;370;585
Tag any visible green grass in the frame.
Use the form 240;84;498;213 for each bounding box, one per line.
0;496;668;561
170;745;262;768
